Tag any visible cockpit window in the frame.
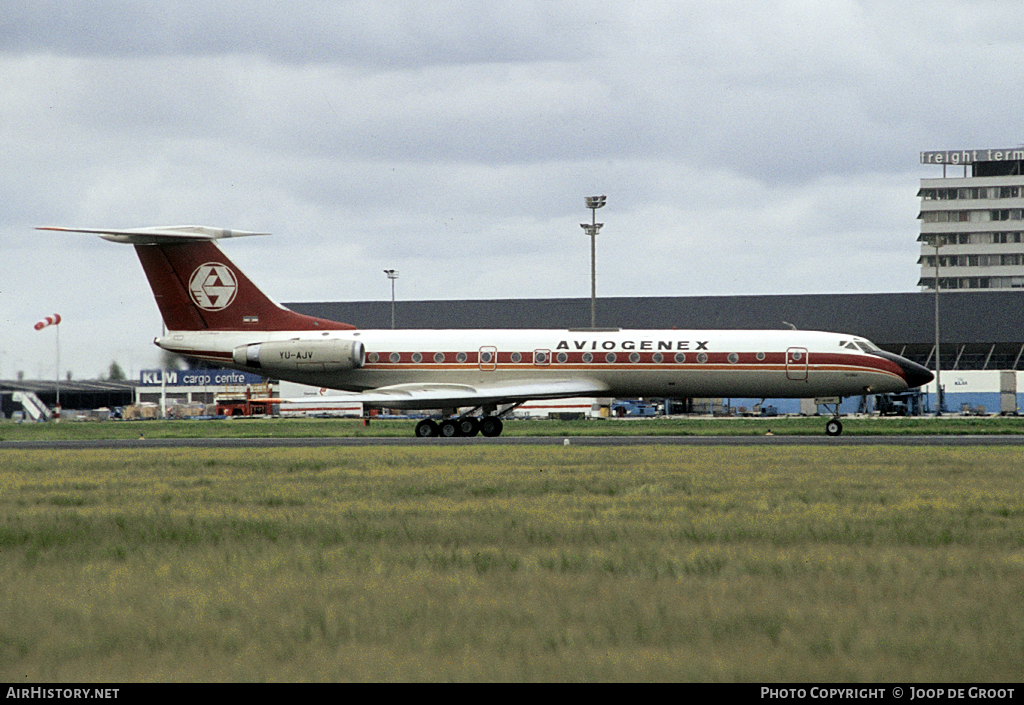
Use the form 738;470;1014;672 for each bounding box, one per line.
855;339;880;352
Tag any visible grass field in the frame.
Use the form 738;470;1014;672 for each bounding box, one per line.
1;445;1023;681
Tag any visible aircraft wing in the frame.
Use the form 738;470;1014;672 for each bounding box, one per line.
283;378;611;411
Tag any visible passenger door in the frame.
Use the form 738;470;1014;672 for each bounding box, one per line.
786;347;808;381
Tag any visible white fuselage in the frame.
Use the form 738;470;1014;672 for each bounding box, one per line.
157;327;913;404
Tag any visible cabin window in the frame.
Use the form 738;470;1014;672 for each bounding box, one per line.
605;352;617;363
756;352;765;361
368;352;379;363
674;352;686;363
697;353;708;363
629;352;641;363
510;352;522;363
434;352;445;363
389;352;401;363
652;353;664;363
582;352;594;363
456;352;468;363
412;352;422;363
556;352;568;363
727;353;739;364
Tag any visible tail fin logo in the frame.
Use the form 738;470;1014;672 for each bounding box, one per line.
188;263;238;311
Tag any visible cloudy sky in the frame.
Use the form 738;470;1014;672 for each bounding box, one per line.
3;0;1023;381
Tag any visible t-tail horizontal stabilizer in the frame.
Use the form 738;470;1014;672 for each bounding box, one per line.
37;225;270;244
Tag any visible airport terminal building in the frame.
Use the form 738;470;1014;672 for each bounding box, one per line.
919;147;1024;290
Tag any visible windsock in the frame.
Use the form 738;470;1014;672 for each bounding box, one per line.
34;314;61;331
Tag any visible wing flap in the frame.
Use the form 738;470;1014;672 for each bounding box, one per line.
281;378;610;411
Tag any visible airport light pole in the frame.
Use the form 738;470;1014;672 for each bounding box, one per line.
933;236;943;415
384;269;398;329
581;195;606;329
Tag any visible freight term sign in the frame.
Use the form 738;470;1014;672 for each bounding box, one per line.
920;148;1024;165
139;369;267;386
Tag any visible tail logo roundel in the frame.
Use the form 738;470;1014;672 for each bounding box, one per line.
189;263;238;311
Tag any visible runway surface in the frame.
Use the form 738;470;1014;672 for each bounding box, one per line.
5;435;1024;450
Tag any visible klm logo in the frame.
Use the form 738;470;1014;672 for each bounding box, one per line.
140;370;178;384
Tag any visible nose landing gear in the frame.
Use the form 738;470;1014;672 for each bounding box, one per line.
823;398;844;436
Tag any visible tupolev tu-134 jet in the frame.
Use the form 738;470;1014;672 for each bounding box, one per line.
40;225;933;437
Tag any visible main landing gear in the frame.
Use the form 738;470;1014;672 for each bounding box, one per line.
413;403;521;438
415;416;503;438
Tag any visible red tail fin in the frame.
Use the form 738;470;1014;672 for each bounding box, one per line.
134;241;355;332
37;225;353;332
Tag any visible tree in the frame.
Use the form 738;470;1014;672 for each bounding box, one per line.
160;350;206;370
107;361;126;381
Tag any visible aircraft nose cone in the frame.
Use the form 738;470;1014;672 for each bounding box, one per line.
870;350;933;388
899;359;934;389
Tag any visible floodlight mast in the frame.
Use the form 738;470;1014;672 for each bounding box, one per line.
581;195;606;329
384;269;398;329
932;237;942;415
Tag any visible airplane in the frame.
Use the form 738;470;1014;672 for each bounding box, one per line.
39;225;934;437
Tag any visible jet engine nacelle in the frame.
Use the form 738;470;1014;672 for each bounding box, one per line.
233;339;365;373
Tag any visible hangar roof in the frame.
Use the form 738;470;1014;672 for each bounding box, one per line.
0;378;136;415
289;291;1024;370
289;291;1024;344
0;379;136;395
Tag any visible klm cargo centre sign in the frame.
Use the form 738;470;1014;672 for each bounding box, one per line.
139;369;267;387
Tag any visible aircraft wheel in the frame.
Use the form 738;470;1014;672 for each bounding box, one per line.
439;419;462;437
415;419;439;438
457;417;480;437
480;416;504;437
825;419;843;436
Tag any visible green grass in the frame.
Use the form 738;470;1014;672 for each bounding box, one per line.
2;414;1024;442
1;445;1023;681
